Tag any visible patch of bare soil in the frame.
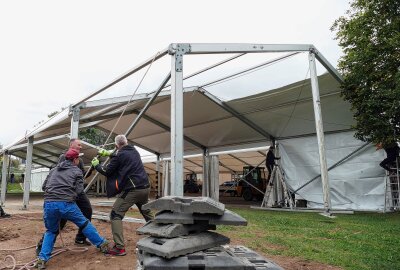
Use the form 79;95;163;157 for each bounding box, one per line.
0;212;342;270
0;226;20;241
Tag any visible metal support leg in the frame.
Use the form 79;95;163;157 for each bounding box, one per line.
210;155;220;201
162;161;170;197
1;153;9;206
23;136;34;209
309;52;332;213
202;149;210;197
70;107;80;139
156;155;161;198
170;51;184;196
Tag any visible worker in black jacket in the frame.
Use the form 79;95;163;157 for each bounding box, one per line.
376;142;400;173
266;145;280;182
92;134;152;256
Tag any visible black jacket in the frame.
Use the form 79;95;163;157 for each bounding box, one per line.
266;150;280;166
95;145;149;198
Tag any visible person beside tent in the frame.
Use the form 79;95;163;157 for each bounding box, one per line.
35;148;109;269
266;145;280;182
376;142;400;174
10;173;15;184
91;134;153;256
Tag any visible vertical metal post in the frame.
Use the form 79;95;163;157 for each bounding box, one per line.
23;136;34;209
70;106;80;139
202;149;210;197
309;52;332;213
156;155;161;198
210;155;220;201
170;52;184;196
1;153;9;206
162;161;170;196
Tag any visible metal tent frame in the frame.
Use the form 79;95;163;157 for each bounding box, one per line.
0;43;344;214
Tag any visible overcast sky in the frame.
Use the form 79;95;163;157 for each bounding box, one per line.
0;0;350;147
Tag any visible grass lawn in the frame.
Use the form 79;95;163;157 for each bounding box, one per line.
217;208;400;270
6;183;23;193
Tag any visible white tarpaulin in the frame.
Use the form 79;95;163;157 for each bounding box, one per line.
279;131;386;211
30;168;49;192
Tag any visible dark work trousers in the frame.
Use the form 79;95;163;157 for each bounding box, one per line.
111;188;153;248
266;163;274;182
380;146;399;172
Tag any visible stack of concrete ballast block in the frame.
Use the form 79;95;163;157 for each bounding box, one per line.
136;196;283;270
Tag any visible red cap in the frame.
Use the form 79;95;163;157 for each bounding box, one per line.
65;148;80;160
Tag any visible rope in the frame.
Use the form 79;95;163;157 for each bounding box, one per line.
100;51;161;149
0;220;89;270
83;51;161;181
11;215;42;221
277;66;310;138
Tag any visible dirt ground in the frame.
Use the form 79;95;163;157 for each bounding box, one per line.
0;210;343;270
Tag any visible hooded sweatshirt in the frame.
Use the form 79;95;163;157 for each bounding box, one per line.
42;160;84;202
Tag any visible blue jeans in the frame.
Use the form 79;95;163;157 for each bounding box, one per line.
39;201;105;262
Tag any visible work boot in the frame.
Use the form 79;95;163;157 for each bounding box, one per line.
104;245;126;256
34;258;46;269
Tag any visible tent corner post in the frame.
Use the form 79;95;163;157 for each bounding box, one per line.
309;52;332;212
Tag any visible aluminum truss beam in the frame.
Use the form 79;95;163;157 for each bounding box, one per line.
199;90;273;140
201;52;299;88
169;43;314;55
125;72;171;137
163;53;247;89
218;161;237;174
73;48;169;107
94;126;158;155
228;154;253;167
311;48;343;83
6;134;70;152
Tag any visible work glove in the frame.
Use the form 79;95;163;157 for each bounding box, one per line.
91;157;100;167
98;148;112;157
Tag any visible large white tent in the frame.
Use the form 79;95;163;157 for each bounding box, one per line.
0;43;387;211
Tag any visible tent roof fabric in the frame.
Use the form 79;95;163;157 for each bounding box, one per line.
1;73;351;171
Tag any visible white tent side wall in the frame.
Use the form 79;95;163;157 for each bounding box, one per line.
30;168;50;192
279;131;386;211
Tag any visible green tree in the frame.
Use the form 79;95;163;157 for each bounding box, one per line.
80;128;114;149
331;0;400;145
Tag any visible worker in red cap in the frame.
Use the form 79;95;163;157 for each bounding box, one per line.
35;148;109;269
36;138;94;256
